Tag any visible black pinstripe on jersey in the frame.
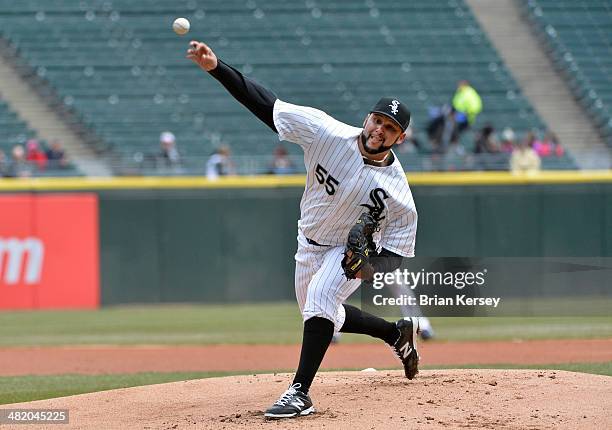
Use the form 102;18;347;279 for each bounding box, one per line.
273;99;417;257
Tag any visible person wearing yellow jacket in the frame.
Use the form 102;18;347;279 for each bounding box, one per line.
450;80;483;146
452;80;483;125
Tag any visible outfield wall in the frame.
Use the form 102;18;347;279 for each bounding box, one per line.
0;172;610;307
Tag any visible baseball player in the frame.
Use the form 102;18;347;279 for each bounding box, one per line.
187;41;420;419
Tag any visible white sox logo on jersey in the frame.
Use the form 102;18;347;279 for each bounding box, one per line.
389;100;400;115
360;188;389;221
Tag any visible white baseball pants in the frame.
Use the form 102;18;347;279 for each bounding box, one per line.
294;231;362;333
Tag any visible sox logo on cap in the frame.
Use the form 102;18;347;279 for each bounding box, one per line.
389;100;400;115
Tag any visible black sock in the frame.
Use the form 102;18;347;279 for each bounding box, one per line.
340;304;399;345
292;316;334;394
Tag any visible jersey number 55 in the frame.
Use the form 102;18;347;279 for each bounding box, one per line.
314;163;340;195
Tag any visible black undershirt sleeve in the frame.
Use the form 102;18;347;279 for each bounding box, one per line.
369;248;404;276
208;59;278;132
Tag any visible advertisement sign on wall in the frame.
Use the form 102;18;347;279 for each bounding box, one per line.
0;194;99;309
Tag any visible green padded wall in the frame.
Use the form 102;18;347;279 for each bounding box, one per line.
96;183;612;305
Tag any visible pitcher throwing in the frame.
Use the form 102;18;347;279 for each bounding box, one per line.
187;40;420;419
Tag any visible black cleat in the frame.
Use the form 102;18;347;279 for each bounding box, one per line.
264;383;315;419
391;317;420;379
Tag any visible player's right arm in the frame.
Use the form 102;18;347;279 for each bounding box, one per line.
187;40;278;132
187;40;328;148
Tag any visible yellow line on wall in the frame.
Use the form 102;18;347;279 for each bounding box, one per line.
405;170;612;185
0;171;611;191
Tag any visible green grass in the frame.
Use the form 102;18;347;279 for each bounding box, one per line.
0;303;610;346
0;303;303;346
0;371;241;405
1;362;609;405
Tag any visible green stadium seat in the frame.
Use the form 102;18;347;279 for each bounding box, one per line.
522;0;612;150
0;0;575;172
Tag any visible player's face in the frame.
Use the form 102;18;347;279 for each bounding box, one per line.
361;113;405;154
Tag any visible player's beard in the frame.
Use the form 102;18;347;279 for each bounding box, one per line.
360;132;395;155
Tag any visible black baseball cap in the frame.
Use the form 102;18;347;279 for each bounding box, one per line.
370;97;411;131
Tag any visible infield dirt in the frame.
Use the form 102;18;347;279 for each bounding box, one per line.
1;338;610;375
3;369;610;429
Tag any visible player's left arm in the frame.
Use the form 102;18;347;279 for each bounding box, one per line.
369;248;404;276
342;211;404;280
352;248;403;280
362;202;418;279
366;205;417;280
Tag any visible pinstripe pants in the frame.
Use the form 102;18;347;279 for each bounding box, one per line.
294;230;362;333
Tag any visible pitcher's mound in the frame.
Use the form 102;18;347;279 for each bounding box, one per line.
4;370;610;429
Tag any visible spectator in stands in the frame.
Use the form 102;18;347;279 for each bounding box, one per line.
547;131;564;157
510;134;541;174
499;127;516;153
473;124;503;170
5;144;32;178
25;139;47;171
452;80;482;141
523;131;537;150
426;104;455;153
206;144;235;179
45;139;69;169
268;144;296;175
533;130;564;157
158;131;181;167
473;124;499;154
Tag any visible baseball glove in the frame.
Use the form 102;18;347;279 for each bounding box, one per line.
341;211;380;279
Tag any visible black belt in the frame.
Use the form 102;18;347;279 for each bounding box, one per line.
306;237;330;247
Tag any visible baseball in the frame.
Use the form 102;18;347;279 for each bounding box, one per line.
172;17;190;35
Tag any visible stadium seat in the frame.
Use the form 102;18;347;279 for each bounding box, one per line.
0;0;574;171
521;0;612;149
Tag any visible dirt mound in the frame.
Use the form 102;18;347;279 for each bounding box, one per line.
3;370;610;429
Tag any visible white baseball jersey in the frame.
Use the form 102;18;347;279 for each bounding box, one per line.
272;99;418;331
273;99;417;256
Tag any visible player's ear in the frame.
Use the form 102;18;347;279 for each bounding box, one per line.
396;132;406;145
362;114;370;127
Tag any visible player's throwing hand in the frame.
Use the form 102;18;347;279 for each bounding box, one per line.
186;41;218;71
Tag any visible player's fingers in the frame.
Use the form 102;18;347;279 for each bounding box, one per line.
189;41;203;55
189;40;211;53
187;48;204;60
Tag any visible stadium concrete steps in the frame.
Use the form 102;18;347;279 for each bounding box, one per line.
0;45;111;176
465;0;611;169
